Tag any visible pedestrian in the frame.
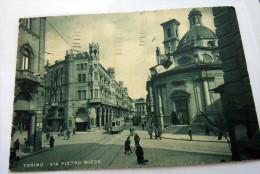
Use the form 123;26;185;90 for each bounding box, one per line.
134;133;140;146
189;128;192;141
46;132;50;141
67;129;71;140
49;133;55;150
135;142;148;164
129;128;132;136
141;123;144;130
125;137;133;155
14;139;20;152
205;125;209;136
154;126;158;139
158;126;162;140
73;128;76;135
148;126;153;139
218;132;223;140
64;130;67;140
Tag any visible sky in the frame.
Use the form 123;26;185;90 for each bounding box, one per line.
45;7;215;99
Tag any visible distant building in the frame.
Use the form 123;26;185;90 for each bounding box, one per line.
134;98;147;116
147;8;224;128
12;17;46;152
44;43;132;131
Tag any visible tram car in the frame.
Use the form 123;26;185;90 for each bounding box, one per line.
110;117;125;133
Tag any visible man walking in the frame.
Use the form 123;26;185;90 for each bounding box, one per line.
125;137;133;155
135;142;148;164
148;126;153;139
134;133;140;146
189;128;192;141
49;133;55;150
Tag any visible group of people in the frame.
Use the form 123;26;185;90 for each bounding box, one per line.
125;132;148;164
147;124;162;140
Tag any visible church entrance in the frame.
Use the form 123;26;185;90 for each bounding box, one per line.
171;90;190;125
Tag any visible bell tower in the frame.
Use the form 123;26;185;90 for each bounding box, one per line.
161;19;180;54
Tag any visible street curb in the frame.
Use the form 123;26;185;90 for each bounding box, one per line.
19;148;50;160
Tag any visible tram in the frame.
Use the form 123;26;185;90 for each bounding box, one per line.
110;117;125;133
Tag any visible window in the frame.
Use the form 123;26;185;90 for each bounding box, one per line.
24;19;31;29
94;89;98;98
94;72;98;81
175;28;178;37
77;64;80;70
60;90;63;102
51;71;53;78
78;74;82;82
56;69;58;77
21;49;30;70
167;28;171;37
60;67;63;74
83;74;86;82
84;63;88;70
94;64;97;68
81;63;84;70
60;77;63;85
50;80;53;87
78;90;81;100
90;89;93;99
54;91;57;102
83;90;86;100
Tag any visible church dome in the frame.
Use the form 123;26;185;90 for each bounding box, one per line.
177;25;216;50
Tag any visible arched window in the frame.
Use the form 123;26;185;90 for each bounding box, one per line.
21;48;31;70
167;28;171;37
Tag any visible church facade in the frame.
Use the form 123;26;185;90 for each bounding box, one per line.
147;9;224;128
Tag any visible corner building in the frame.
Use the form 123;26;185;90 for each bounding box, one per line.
12;18;46;152
44;43;132;131
147;9;225;128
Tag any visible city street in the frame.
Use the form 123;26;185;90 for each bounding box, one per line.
11;124;231;172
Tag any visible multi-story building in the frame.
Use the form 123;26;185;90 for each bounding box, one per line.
147;8;224;128
44;43;133;131
134;98;148;125
212;7;260;160
12;17;46;152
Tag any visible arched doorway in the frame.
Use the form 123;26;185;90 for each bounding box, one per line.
171;90;190;125
13;91;34;131
76;108;90;131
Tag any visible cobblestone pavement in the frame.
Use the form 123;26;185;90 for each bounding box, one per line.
10;125;231;172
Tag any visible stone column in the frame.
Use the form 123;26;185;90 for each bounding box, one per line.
28;114;36;152
99;107;102;129
157;88;164;128
203;79;211;107
103;106;106;125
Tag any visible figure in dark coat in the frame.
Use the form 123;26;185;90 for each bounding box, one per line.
205;125;210;136
49;134;55;150
135;143;148;164
46;132;50;141
189;128;192;141
148;126;153;139
125;137;133;155
141;123;144;130
134;133;140;146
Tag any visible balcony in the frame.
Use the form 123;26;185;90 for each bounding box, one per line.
89;98;102;104
16;70;42;85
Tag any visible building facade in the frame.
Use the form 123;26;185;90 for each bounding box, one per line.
147;9;224;128
44;43;133;132
212;7;260;160
12;17;46;152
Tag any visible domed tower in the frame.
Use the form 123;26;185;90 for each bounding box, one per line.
161;19;180;54
188;8;202;28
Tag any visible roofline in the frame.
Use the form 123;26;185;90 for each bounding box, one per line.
160;19;180;27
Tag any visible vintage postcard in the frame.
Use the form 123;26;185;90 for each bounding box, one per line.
9;6;260;172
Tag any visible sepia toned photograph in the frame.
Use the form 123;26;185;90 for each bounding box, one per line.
8;6;260;172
